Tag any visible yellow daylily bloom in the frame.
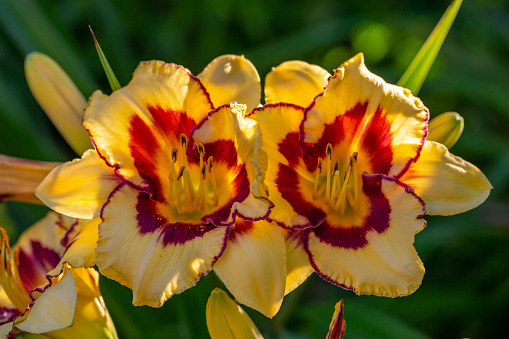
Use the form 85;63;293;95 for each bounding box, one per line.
427;112;464;149
206;288;263;339
36;56;285;317
250;53;491;297
0;212;117;338
0;154;59;204
25;52;93;155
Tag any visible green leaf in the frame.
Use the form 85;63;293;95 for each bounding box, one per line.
90;26;121;92
397;0;462;94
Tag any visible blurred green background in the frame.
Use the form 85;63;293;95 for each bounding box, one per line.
1;0;508;338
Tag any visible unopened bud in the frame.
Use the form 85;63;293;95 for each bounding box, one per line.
427;112;464;149
25;52;92;155
206;288;263;339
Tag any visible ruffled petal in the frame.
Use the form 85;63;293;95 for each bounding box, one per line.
306;174;426;297
45;268;118;339
301;53;428;178
198;55;261;113
36;149;121;219
250;104;324;229
214;219;286;318
96;184;229;307
83;61;213;193
400;141;492;216
16;267;77;334
281;229;313;295
265;60;330;107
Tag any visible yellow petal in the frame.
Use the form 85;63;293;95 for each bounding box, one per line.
45;268;118;339
0;154;59;204
198;55;261;113
24;52;92;155
281;229;314;295
302;53;428;178
306;175;426;297
36;149;121;219
83;60;213;190
206;288;263;339
16;267;77;334
96;184;229;307
326;300;346;339
427;112;464;149
265;60;330;107
400;140;492;216
214;220;286;318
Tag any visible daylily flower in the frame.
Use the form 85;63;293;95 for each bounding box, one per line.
0;212;117;338
326;300;346;339
206;288;263;339
36;55;285;317
0;154;59;204
250;53;491;297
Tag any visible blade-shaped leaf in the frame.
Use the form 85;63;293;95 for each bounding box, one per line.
398;0;462;94
90;26;121;92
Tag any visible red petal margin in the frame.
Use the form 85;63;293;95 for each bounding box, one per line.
304;174;426;289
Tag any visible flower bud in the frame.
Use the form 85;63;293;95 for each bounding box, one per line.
25;52;92;155
427;112;464;149
206;288;263;339
326;300;346;339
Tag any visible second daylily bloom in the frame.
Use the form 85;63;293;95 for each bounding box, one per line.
36;56;286;316
251;53;491;297
0;212;117;338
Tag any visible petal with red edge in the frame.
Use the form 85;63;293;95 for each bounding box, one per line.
214;219;285;318
301;53;428;178
250;104;323;229
400;141;491;216
281;229;313;295
265;60;330;107
306;174;426;297
96;184;229;307
198;55;261;113
36;149;121;219
16;266;77;334
83;61;213;193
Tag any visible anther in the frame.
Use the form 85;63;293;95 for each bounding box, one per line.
198;143;205;170
352;152;359;210
180;134;188;167
330;161;339;206
193;165;207;211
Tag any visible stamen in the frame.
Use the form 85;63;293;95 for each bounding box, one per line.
352;152;359;210
183;168;194;213
312;158;322;200
180;134;188;167
334;156;353;215
175;167;185;214
330;161;339;206
198;143;205;170
208;157;218;206
168;148;178;207
326;144;332;205
193;165;206;211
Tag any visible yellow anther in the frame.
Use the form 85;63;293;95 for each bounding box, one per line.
198;143;205;170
